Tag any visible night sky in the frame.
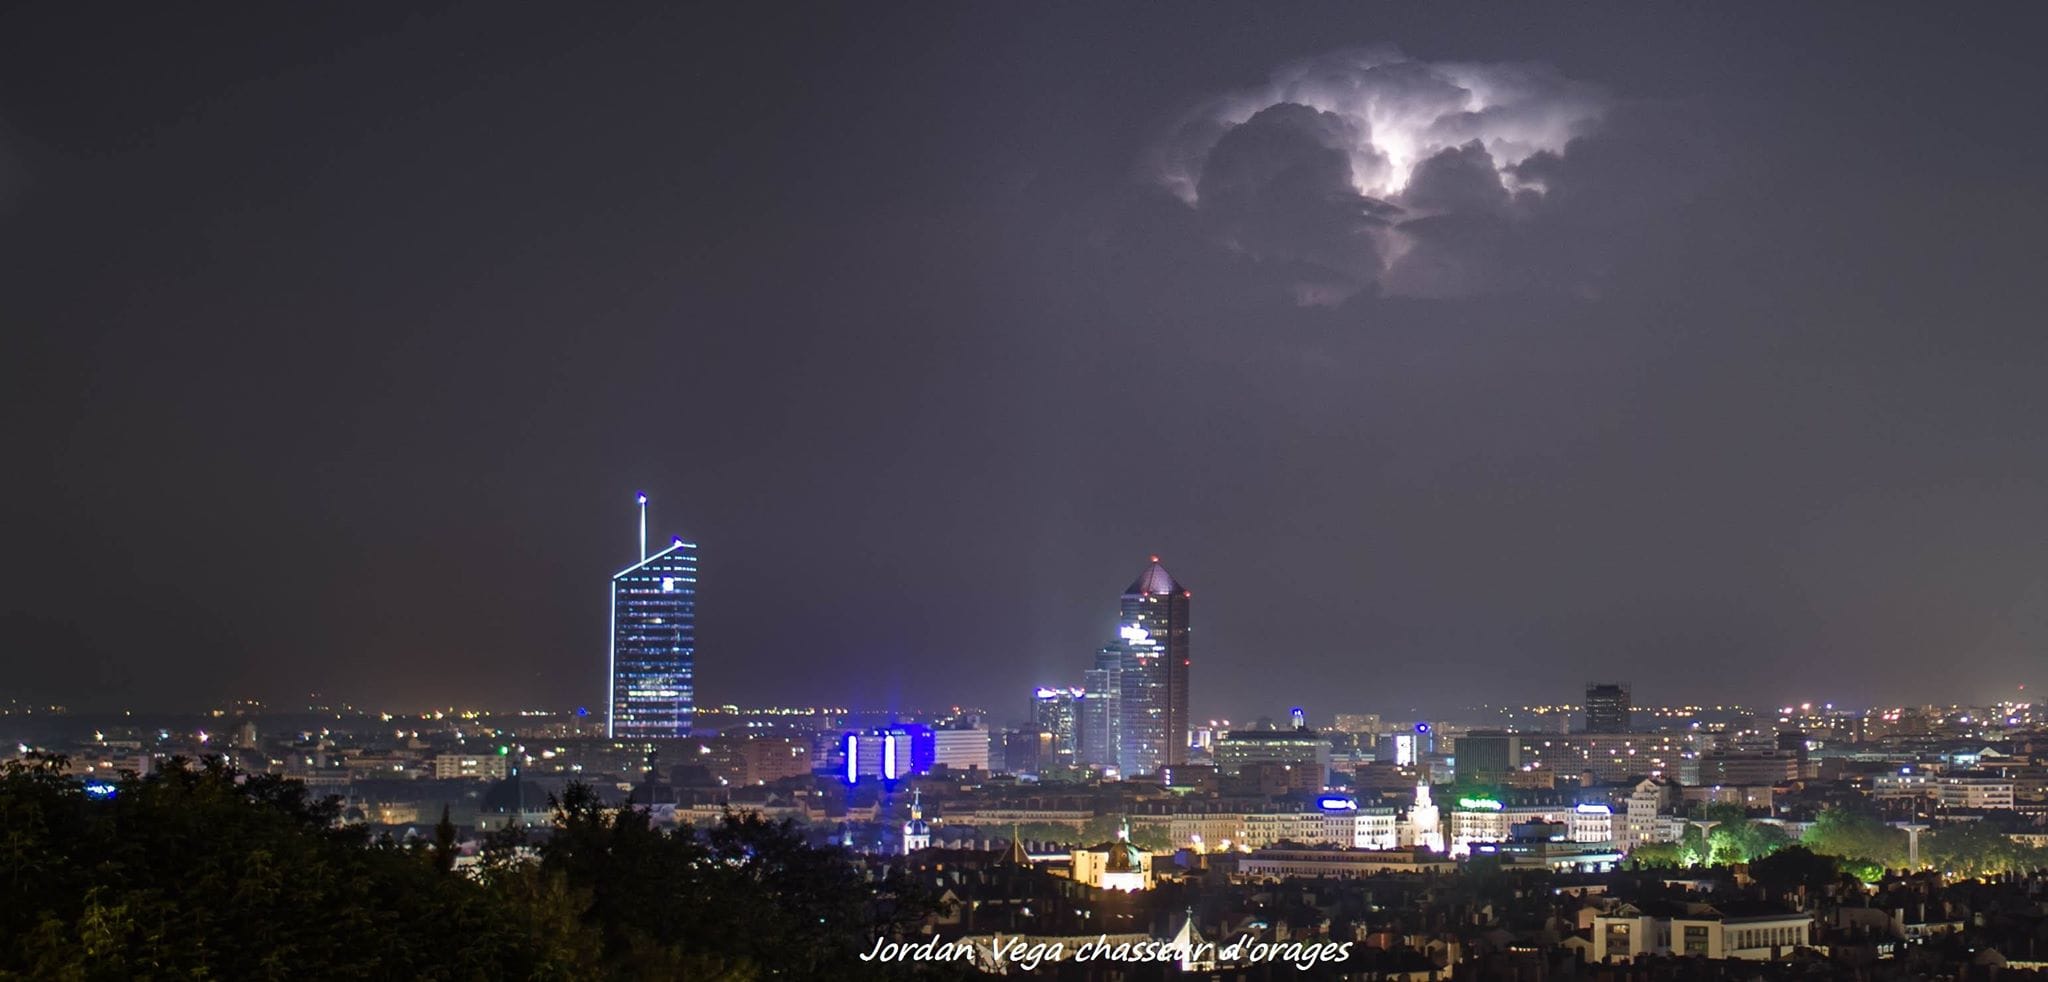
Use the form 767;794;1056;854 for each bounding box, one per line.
4;4;2046;720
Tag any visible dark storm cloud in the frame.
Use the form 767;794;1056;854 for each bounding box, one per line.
1150;45;1716;303
1192;104;1393;306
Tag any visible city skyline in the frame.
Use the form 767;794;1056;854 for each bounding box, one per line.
6;4;2047;719
11;6;2048;977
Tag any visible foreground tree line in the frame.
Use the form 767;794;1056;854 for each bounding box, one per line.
1626;803;2048;880
0;755;959;981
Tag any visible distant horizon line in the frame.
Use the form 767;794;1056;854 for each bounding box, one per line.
5;696;2035;723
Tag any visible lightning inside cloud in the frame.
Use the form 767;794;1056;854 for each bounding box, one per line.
1153;45;1617;304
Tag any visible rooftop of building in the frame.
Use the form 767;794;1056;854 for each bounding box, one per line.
1124;558;1183;597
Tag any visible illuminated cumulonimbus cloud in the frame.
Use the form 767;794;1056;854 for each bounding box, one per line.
1153;46;1613;303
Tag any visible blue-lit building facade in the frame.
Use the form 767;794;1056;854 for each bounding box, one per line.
841;724;936;784
608;537;698;739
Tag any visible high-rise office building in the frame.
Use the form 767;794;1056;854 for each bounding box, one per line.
1080;645;1124;769
1583;682;1632;734
1116;557;1191;776
1032;686;1084;760
608;493;698;739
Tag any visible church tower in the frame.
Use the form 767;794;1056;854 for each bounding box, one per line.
900;789;931;854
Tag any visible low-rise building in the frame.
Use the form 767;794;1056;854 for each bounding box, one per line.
1939;771;2016;810
1593;902;1813;962
1695;750;1799;787
433;753;509;781
1069;828;1152;891
1235;845;1457;879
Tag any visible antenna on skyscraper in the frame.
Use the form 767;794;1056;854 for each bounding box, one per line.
636;491;648;560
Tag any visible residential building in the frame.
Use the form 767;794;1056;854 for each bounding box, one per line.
433;753;508;781
1939;772;2017;810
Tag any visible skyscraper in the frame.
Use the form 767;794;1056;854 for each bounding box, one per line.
1032;686;1084;760
1116;557;1191;775
608;493;698;739
1079;645;1123;770
1583;682;1631;734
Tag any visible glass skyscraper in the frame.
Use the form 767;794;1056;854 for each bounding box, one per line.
1080;645;1124;770
608;495;698;740
1032;686;1084;761
1115;557;1191;776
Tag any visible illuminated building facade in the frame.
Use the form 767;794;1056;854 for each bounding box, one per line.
931;725;989;772
608;493;698;739
842;725;936;784
1031;686;1084;760
1070;822;1152;892
1211;728;1331;782
900;789;931;854
1406;782;1444;853
1116;558;1190;776
1445;794;1616;857
1514;731;1691;783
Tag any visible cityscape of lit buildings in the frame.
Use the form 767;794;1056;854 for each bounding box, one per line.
11;536;2048;975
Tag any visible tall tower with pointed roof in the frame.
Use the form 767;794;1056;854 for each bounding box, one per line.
608;493;699;739
1116;556;1191;775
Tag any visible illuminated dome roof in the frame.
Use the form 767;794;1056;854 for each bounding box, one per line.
1093;839;1146;872
1124;558;1183;597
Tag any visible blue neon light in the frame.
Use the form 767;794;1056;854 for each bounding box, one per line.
844;734;859;784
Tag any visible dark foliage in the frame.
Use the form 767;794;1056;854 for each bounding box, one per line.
1747;845;1841;895
0;755;946;980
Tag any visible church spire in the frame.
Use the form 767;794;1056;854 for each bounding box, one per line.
1002;824;1030;866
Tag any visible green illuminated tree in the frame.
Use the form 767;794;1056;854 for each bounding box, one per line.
1923;821;2048;877
1802;807;1908;869
1626;841;1682;868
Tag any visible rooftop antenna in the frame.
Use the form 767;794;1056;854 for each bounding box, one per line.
636;492;648;560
